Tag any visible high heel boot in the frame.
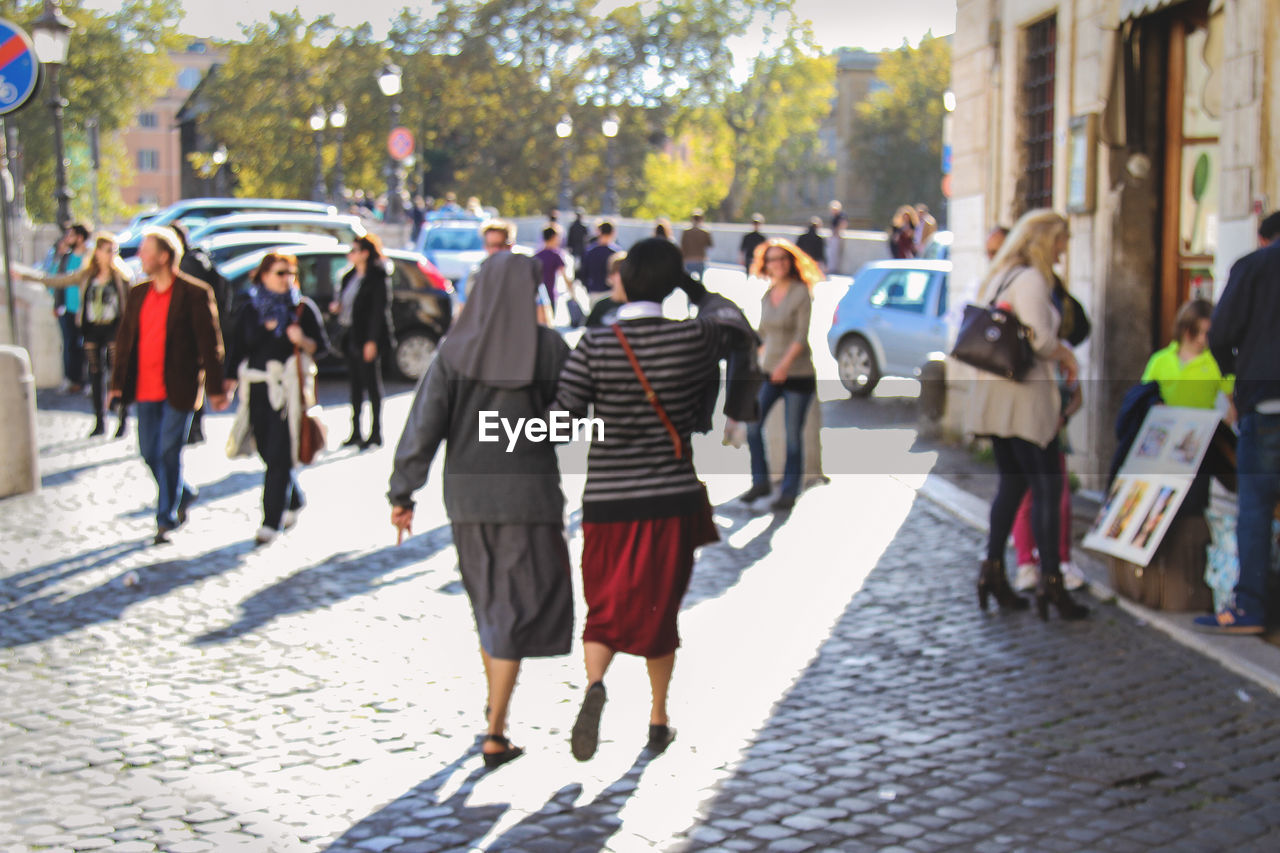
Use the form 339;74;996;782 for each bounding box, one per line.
977;559;1029;612
1035;572;1089;621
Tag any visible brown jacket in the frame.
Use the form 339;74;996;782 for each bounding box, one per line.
112;271;226;412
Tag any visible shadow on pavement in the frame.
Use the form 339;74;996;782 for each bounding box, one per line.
327;745;658;851
684;501;790;609
0;538;152;603
679;494;1280;851
324;750;503;852
192;523;455;645
0;538;258;648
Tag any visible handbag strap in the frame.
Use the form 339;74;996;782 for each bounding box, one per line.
611;323;683;459
987;267;1020;307
293;303;307;405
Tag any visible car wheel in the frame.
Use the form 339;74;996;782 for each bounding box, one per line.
394;330;438;381
837;335;880;397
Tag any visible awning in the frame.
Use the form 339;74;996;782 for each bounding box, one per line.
1120;0;1222;21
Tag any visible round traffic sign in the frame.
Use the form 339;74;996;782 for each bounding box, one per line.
388;127;414;161
0;19;40;117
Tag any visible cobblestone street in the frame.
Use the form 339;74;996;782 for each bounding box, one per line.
5;383;1280;852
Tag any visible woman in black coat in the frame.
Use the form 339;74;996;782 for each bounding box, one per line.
330;234;396;449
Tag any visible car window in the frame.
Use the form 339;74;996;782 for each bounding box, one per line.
425;228;482;252
869;270;933;314
392;258;427;291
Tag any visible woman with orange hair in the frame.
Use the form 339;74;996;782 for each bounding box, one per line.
740;239;823;512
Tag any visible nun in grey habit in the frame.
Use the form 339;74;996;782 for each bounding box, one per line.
388;250;572;769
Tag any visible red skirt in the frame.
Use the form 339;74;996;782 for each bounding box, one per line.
581;497;719;658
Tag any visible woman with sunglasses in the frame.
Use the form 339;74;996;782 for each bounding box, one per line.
330;234;395;450
740;239;823;512
225;252;329;545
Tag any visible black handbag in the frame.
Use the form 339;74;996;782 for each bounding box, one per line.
950;269;1035;380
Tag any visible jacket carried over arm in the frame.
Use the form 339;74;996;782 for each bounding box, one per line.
111;272;226;412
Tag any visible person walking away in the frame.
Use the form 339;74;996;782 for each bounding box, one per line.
567;208;589;269
739;214;767;275
535;225;575;326
1195;238;1280;634
828;200;848;274
964;210;1086;620
738;239;823;513
390;251;573;769
223;252;330;545
330;234;395;450
554;237;756;761
795;217;827;277
49;223;90;393
680;209;713;281
109;228;229;544
28;232;134;437
581;221;622;309
171;222;229;445
583;251;627;328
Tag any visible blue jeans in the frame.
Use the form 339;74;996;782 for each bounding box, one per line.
684;261;706;281
59;312;83;385
747;381;813;498
1233;411;1280;619
135;401;194;529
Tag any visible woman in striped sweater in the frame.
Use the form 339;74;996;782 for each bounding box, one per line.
555;237;755;761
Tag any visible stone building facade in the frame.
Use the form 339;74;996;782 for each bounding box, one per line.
950;0;1276;481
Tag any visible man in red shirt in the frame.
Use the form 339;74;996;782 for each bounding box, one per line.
110;228;229;543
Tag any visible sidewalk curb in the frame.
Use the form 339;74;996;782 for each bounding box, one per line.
906;472;1280;699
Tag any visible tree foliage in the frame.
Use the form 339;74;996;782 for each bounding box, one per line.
847;33;950;227
2;0;183;224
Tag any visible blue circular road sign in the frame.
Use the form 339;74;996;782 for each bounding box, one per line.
0;19;39;116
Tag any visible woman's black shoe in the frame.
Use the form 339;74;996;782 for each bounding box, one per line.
89;419;106;438
770;494;796;512
342;432;363;448
977;559;1029;612
646;724;676;755
738;483;771;503
481;734;524;770
114;418;128;439
360;432;383;450
571;681;607;761
1035;573;1089;621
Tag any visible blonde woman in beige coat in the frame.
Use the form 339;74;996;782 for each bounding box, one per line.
966;210;1088;621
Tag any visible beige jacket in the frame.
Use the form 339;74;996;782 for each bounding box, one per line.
964;265;1062;448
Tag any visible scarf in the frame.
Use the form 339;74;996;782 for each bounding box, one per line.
250;284;300;336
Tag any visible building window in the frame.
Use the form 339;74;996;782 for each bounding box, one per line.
138;150;160;172
1021;15;1057;213
177;67;203;90
138;112;158;129
139;192;160;206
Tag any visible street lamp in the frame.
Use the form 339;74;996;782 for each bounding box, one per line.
330;102;347;206
211;144;227;197
309;107;327;203
32;0;75;226
601;112;619;216
377;63;403;223
555;114;573;213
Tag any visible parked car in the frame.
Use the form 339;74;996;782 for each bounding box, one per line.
186;212;368;247
200;232;340;267
415;221;487;284
827;259;951;396
116;198;337;258
219;245;453;381
920;230;953;260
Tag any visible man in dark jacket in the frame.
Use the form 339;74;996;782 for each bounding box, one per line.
739;214;767;274
1196;241;1280;634
110;228;228;544
795;217;827;276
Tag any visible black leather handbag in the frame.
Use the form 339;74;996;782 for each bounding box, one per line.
951;269;1035;380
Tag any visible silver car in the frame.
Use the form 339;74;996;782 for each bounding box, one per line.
826;259;951;396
